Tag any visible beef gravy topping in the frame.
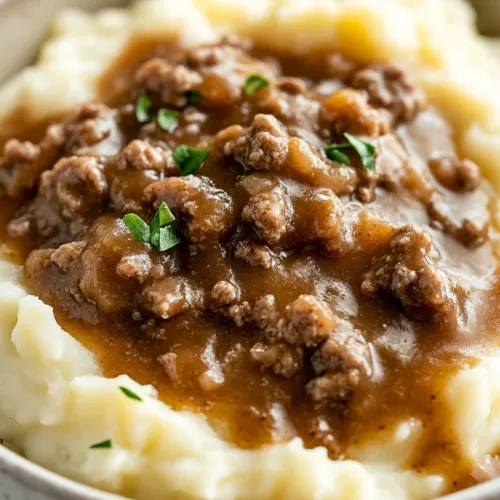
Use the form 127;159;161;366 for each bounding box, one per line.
1;36;500;490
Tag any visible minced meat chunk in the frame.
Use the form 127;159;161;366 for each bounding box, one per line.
282;295;336;347
250;342;303;378
361;225;458;321
242;186;289;244
116;139;172;173
352;64;425;122
141;277;197;320
234;239;275;268
135;58;202;108
146;176;233;242
64;103;124;157
429;155;482;193
7;156;108;242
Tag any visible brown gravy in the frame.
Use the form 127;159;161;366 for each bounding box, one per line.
1;37;499;494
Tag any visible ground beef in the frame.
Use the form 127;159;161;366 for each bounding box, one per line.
158;352;178;384
250;342;303;378
243;114;289;171
282;295;336;347
210;280;239;308
141;277;196;320
135;58;202;108
352;64;425;122
242;186;289;244
116;139;172;173
308;417;342;457
146;176;233;242
427;194;489;249
64;103;124;157
7;156;108;242
429;155;482;193
234;239;275;268
361;225;458;321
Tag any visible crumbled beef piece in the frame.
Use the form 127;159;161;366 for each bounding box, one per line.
307;371;360;402
427;194;489;249
141;277;195;320
0;121;66;197
210;280;239;308
0;140;41;197
352;64;425;122
322;89;389;137
41;156;108;218
234;239;275;268
311;328;372;380
146;176;233;242
213;124;247;157
243;114;289;171
135;58;202;108
361;225;458;320
116;140;172;173
309;417;342;457
250;342;303;378
50;241;86;272
277;77;307;95
228;301;253;327
429;155;482;193
228;295;279;333
64;103;123;157
158;352;178;384
282;295;336;347
8;156;108;241
242;186;289;244
116;253;153;284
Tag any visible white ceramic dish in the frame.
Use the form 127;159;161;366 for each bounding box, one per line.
1;1;500;499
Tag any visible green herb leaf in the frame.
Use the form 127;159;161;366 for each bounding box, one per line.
325;146;351;165
158;226;181;252
123;214;151;243
150;202;176;248
90;440;112;450
185;90;202;106
344;133;376;172
173;145;212;176
136;91;152;123
157;108;181;132
119;386;143;402
244;74;270;95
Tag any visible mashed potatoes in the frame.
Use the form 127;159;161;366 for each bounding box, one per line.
0;1;500;499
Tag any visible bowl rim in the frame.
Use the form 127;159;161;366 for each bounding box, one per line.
0;444;124;499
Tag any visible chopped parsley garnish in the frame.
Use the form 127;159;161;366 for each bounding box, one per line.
344;133;376;172
185;90;203;106
119;386;143;402
122;214;150;243
157;108;181;132
244;74;269;95
123;202;180;252
136;91;152;123
325;133;376;171
90;439;112;450
173;145;212;176
324;146;350;165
